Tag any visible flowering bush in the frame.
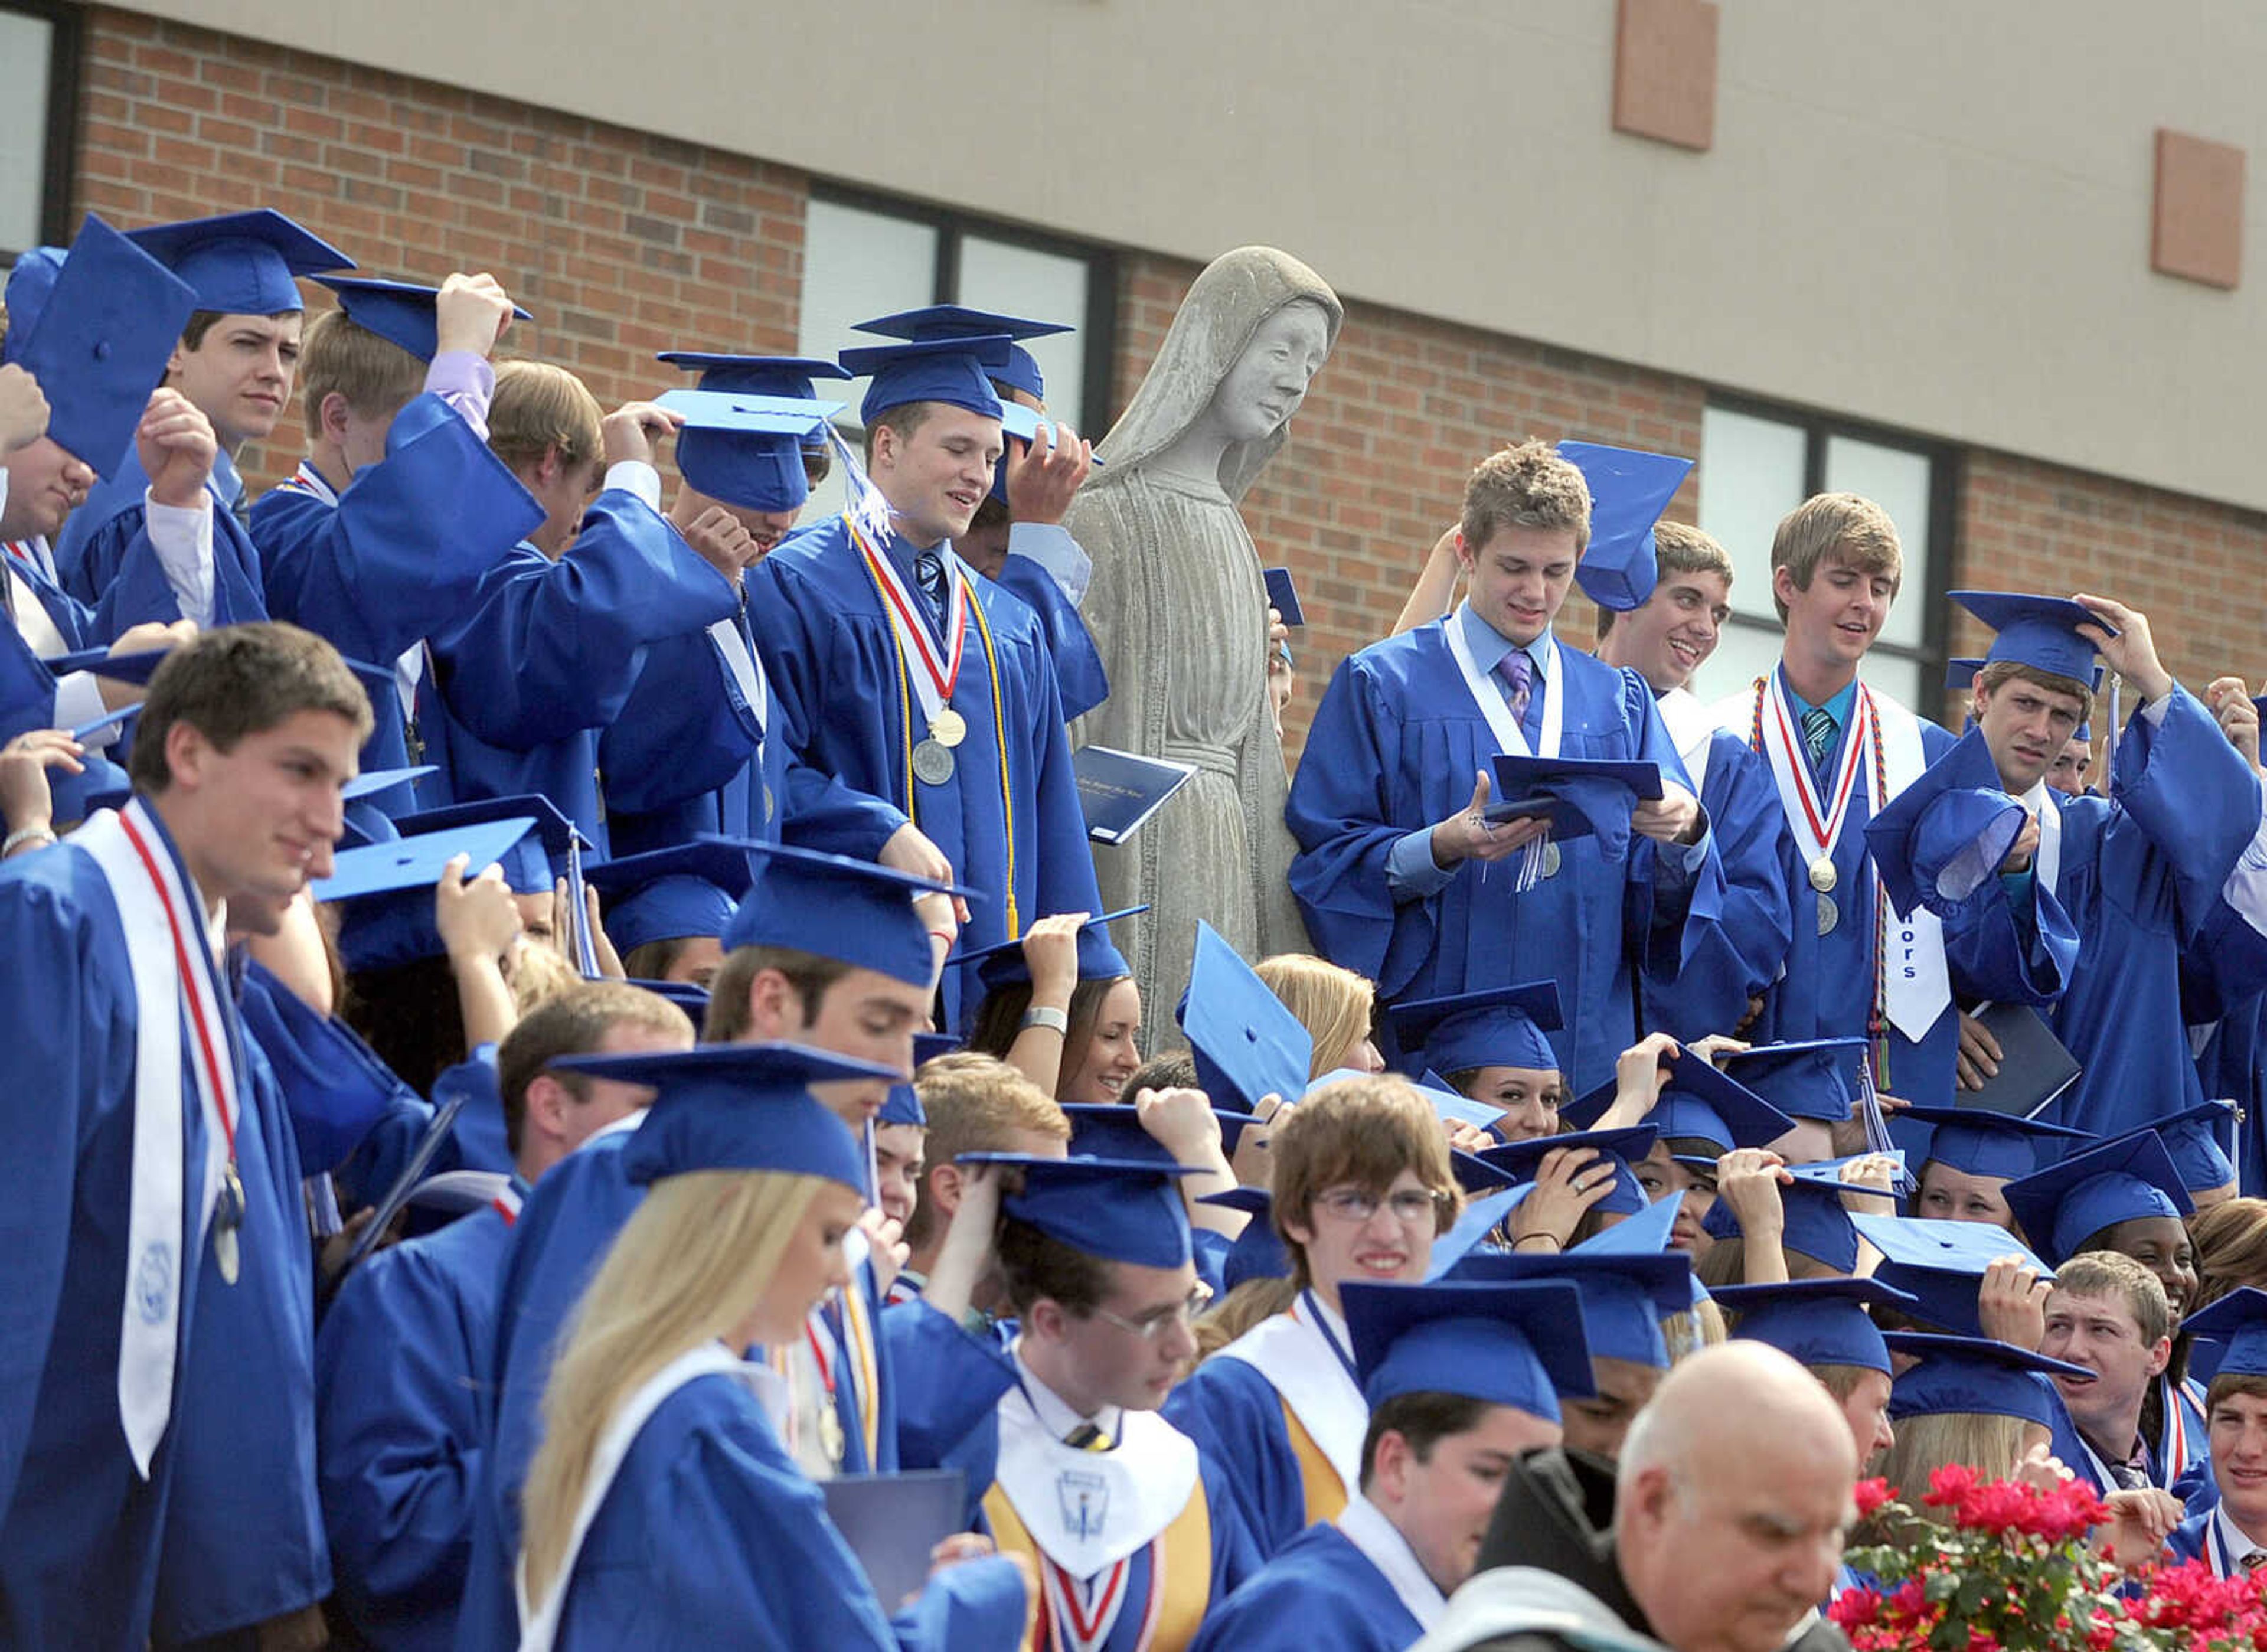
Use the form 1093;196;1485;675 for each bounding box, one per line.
1830;1468;2267;1652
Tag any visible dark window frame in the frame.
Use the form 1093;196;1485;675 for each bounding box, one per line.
806;179;1119;438
1;0;83;263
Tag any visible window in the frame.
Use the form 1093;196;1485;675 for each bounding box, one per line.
0;0;80;265
795;187;1116;521
1695;396;1954;713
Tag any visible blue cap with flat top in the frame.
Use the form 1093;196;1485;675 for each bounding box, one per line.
0;244;62;365
1557;441;1693;614
1176;920;1314;1112
655;387;842;514
1712;1276;1915;1375
1619;1050;1799;1161
1881;1331;2092;1426
1389;981;1563;1079
125;208;352;315
10;214;198;478
1718;1038;1866;1127
718;838;976;990
1700;1157;1873;1273
1447;1247;1692;1368
2154;1099;2239;1195
553;1042;891;1190
658;352;852;406
312;275;531;363
879;1085;926;1127
1342;1279;1594;1416
952;905;1142;994
2178;1287;2267;1385
1487;755;1664;855
1478;1126;1655;1218
1946;657;1985;694
970;1152;1197;1269
316;817;538;972
1890;1105;2093;1183
2001;1128;2194;1266
913;1031;962;1067
840;334;1012;425
584;835;757;955
1864;727;2027;923
1951;592;2113;690
854;305;1073;347
396;793;584;896
993;342;1046;401
1059;1101;1263;1163
1197;1186;1292;1290
1853;1213;2053;1338
1424;1184;1536;1279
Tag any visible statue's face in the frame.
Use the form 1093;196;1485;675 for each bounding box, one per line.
1207;300;1332;446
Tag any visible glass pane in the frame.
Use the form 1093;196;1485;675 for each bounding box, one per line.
1694;618;1784;705
798;198;939;422
1864;651;1926;716
1697;406;1807;624
0;12;53;257
956;234;1089;425
1824;435;1935;652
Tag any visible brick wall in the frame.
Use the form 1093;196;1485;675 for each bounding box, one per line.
67;7;2267;769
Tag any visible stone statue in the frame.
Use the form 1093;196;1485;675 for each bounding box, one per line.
1066;246;1342;1047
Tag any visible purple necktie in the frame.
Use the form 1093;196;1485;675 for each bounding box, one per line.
1495;649;1534;727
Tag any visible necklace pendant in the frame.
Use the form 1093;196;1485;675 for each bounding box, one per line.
1817;891;1840;937
1809;856;1838;894
818;1404;847;1467
929;706;968;748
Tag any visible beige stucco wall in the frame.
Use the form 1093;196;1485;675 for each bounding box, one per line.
115;0;2267;511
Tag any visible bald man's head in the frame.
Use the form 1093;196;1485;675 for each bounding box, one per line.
1615;1344;1857;1652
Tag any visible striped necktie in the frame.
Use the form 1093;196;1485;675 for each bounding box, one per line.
1801;703;1837;764
1063;1421;1112;1452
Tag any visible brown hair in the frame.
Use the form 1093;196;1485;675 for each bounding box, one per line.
2054;1250;2171;1347
1359;1391;1496;1490
2208;1371;2267;1416
1118;1051;1200;1106
968;974;1124;1087
299;307;425;423
998;1210;1112;1317
488;360;603;472
1255;953;1377;1080
1972;660;2093;726
2192;1198;2267;1312
1269;1075;1460;1289
1593;519;1733;639
903;1053;1069;1251
128;621;372;792
496;981;695;1156
1460;439;1592;559
1768;493;1902;622
701;946;854;1043
863;400;940;463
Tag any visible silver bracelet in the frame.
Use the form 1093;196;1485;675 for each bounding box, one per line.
1019;1004;1070;1035
3;824;57;857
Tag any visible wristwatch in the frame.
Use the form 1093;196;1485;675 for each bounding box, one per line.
1020;1005;1070;1034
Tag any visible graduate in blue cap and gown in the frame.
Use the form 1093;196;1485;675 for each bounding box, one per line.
1716;1276;1911;1478
1286;439;1727;1093
601;358;900;858
1892;1105;2093;1233
959;905;1145;1102
1713;1036;1873;1164
1056;1102;1260;1300
1879;1331;2099;1502
455;841;1008;1650
0;622;368;1650
1190;1279;1591;1652
1936;592;2266;1138
1388;979;1567;1144
968;1153;1258;1650
2164;1289;2267;1572
582;832;754;990
749;322;1105;1029
55;210;354;624
314;974;694;1652
501;1041;1028;1651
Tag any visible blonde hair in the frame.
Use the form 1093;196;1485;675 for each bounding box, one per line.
1460;439;1592;558
508;935;582;1016
1255;953;1376;1080
489;360;603;473
1768;493;1902;621
299;307;425;423
520;1169;824;1604
2193;1197;2267;1311
1863;1409;2028;1543
1663;1296;1726;1361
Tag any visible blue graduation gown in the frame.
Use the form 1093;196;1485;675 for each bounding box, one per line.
238;957;431;1176
151;1023;328;1647
54;446;267;631
316;1194;517;1652
0;563;135;820
1161;1350;1330;1560
751;517;1104;1029
0;830;234;1649
1948;688;2263;1137
546;1372;1027;1651
419;491;740;853
1188;1520;1420;1652
1283;620;1727;1092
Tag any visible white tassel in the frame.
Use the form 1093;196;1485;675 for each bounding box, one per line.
1515;835;1546;893
828;425;897;547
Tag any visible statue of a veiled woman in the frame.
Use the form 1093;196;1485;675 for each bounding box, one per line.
1066;247;1342;1047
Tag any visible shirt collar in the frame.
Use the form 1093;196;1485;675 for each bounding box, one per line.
208;445;244;510
2217;1503;2267;1566
1336;1493;1448;1628
1011;1341;1123;1447
1456;602;1554;681
1780;667;1858;729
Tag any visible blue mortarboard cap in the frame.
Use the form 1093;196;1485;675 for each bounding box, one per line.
1389;981;1563;1078
1891;1105;2093;1184
658;352;852;406
316;817;537;972
2002;1129;2194;1265
1059;1102;1263;1163
1945;657;1985;694
1479;1125;1658;1185
41;645;171;684
556;1042;891;1190
1882;1331;2092;1425
974;1152;1197;1269
1197;1187;1292;1291
624;977;710;1017
1451;1150;1520;1195
11;215;198;477
1642;1050;1801;1159
0;244;64;363
655;387;843;513
854;305;1072;347
953;905;1142;994
1176;920;1314;1111
312;275;531;363
840;334;1012;425
1713;1277;1916;1376
125;208;352;315
345;765;435;803
584;835;756;954
1951;592;2114;689
1425;1185;1537;1279
2180;1287;2267;1385
1701;1158;1869;1272
880;1085;927;1127
1417;1078;1512;1134
2154;1099;2239;1194
1853;1214;2054;1337
1574;1186;1682;1256
1449;1248;1693;1368
1557;441;1693;614
993;342;1046;401
1864;728;2026;923
1719;1039;1865;1127
1487;755;1663;853
718;838;975;989
989;400;1106;503
1343;1279;1594;1416
914;1031;962;1067
396;794;584;896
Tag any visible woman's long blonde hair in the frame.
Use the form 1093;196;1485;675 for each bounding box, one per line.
1858;1409;2030;1546
520;1168;825;1605
1255;954;1376;1080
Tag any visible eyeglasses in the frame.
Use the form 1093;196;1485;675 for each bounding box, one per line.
1090;1282;1215;1341
1313;1186;1446;1225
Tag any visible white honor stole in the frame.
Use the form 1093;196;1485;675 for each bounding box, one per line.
515;1343;782;1652
1218;1300;1370;1501
1442;603;1564;760
74;798;235;1478
706;609;770;742
994;1385;1198;1652
1336;1493;1448;1631
1654;686;1716;795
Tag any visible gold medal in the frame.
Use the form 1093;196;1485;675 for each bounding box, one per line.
1809;856;1838;894
929;706;968;748
1817;892;1840;937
